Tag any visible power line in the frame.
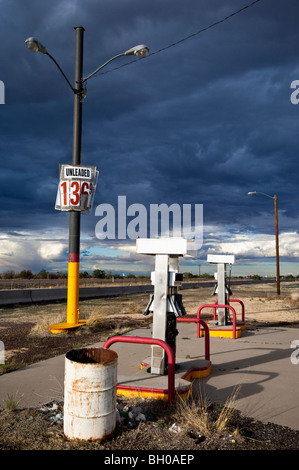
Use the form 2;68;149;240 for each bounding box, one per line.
92;0;263;79
150;0;262;57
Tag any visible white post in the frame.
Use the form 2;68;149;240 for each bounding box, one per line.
217;263;226;325
151;254;169;374
207;254;235;326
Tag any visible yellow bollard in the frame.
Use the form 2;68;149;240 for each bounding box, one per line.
48;257;86;334
67;260;80;325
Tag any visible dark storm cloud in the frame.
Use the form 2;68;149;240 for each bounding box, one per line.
1;0;299;274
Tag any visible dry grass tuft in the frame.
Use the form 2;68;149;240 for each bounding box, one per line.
4;392;24;411
86;310;110;332
29;314;66;337
176;384;241;438
120;302;140;315
214;385;241;434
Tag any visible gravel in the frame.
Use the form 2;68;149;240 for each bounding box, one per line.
1;284;299;451
1;396;299;451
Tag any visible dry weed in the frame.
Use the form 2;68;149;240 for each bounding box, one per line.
4;392;24;411
176;384;241;438
86;310;110;332
29;314;66;336
120;302;140;315
214;385;241;434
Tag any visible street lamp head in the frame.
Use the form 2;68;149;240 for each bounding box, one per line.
247;191;257;196
125;44;149;58
25;37;47;54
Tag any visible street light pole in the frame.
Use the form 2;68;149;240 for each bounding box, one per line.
248;191;280;295
25;30;149;333
67;26;84;327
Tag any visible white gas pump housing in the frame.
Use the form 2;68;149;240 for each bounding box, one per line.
207;254;235;325
136;238;189;375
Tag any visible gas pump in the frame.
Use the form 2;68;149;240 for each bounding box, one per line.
207;254;235;326
136;238;189;375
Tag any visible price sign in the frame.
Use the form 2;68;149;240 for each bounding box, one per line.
55;164;99;214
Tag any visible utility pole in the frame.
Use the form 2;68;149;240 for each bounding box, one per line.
274;194;280;295
67;26;85;326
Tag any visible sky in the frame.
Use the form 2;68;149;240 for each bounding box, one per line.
1;0;299;278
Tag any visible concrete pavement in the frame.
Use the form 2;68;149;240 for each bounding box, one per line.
0;322;299;430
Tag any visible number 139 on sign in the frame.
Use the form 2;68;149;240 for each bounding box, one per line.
59;180;93;209
60;180;93;207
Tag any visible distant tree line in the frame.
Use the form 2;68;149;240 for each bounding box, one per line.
249;274;299;280
0;269;66;280
1;269;296;281
0;269;150;280
0;269;207;280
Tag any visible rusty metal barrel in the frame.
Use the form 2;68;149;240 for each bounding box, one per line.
64;347;118;441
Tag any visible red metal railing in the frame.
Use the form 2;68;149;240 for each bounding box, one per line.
212;299;245;322
103;336;176;403
197;304;238;339
176;318;210;359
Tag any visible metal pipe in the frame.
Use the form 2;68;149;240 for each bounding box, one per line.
45;52;75;92
213;298;245;322
197;304;237;339
103;335;175;403
176;318;210;360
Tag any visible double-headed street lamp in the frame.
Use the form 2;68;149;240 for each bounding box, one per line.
248;191;280;295
26;27;149;333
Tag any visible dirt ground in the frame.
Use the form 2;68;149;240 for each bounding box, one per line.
1;280;299;451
